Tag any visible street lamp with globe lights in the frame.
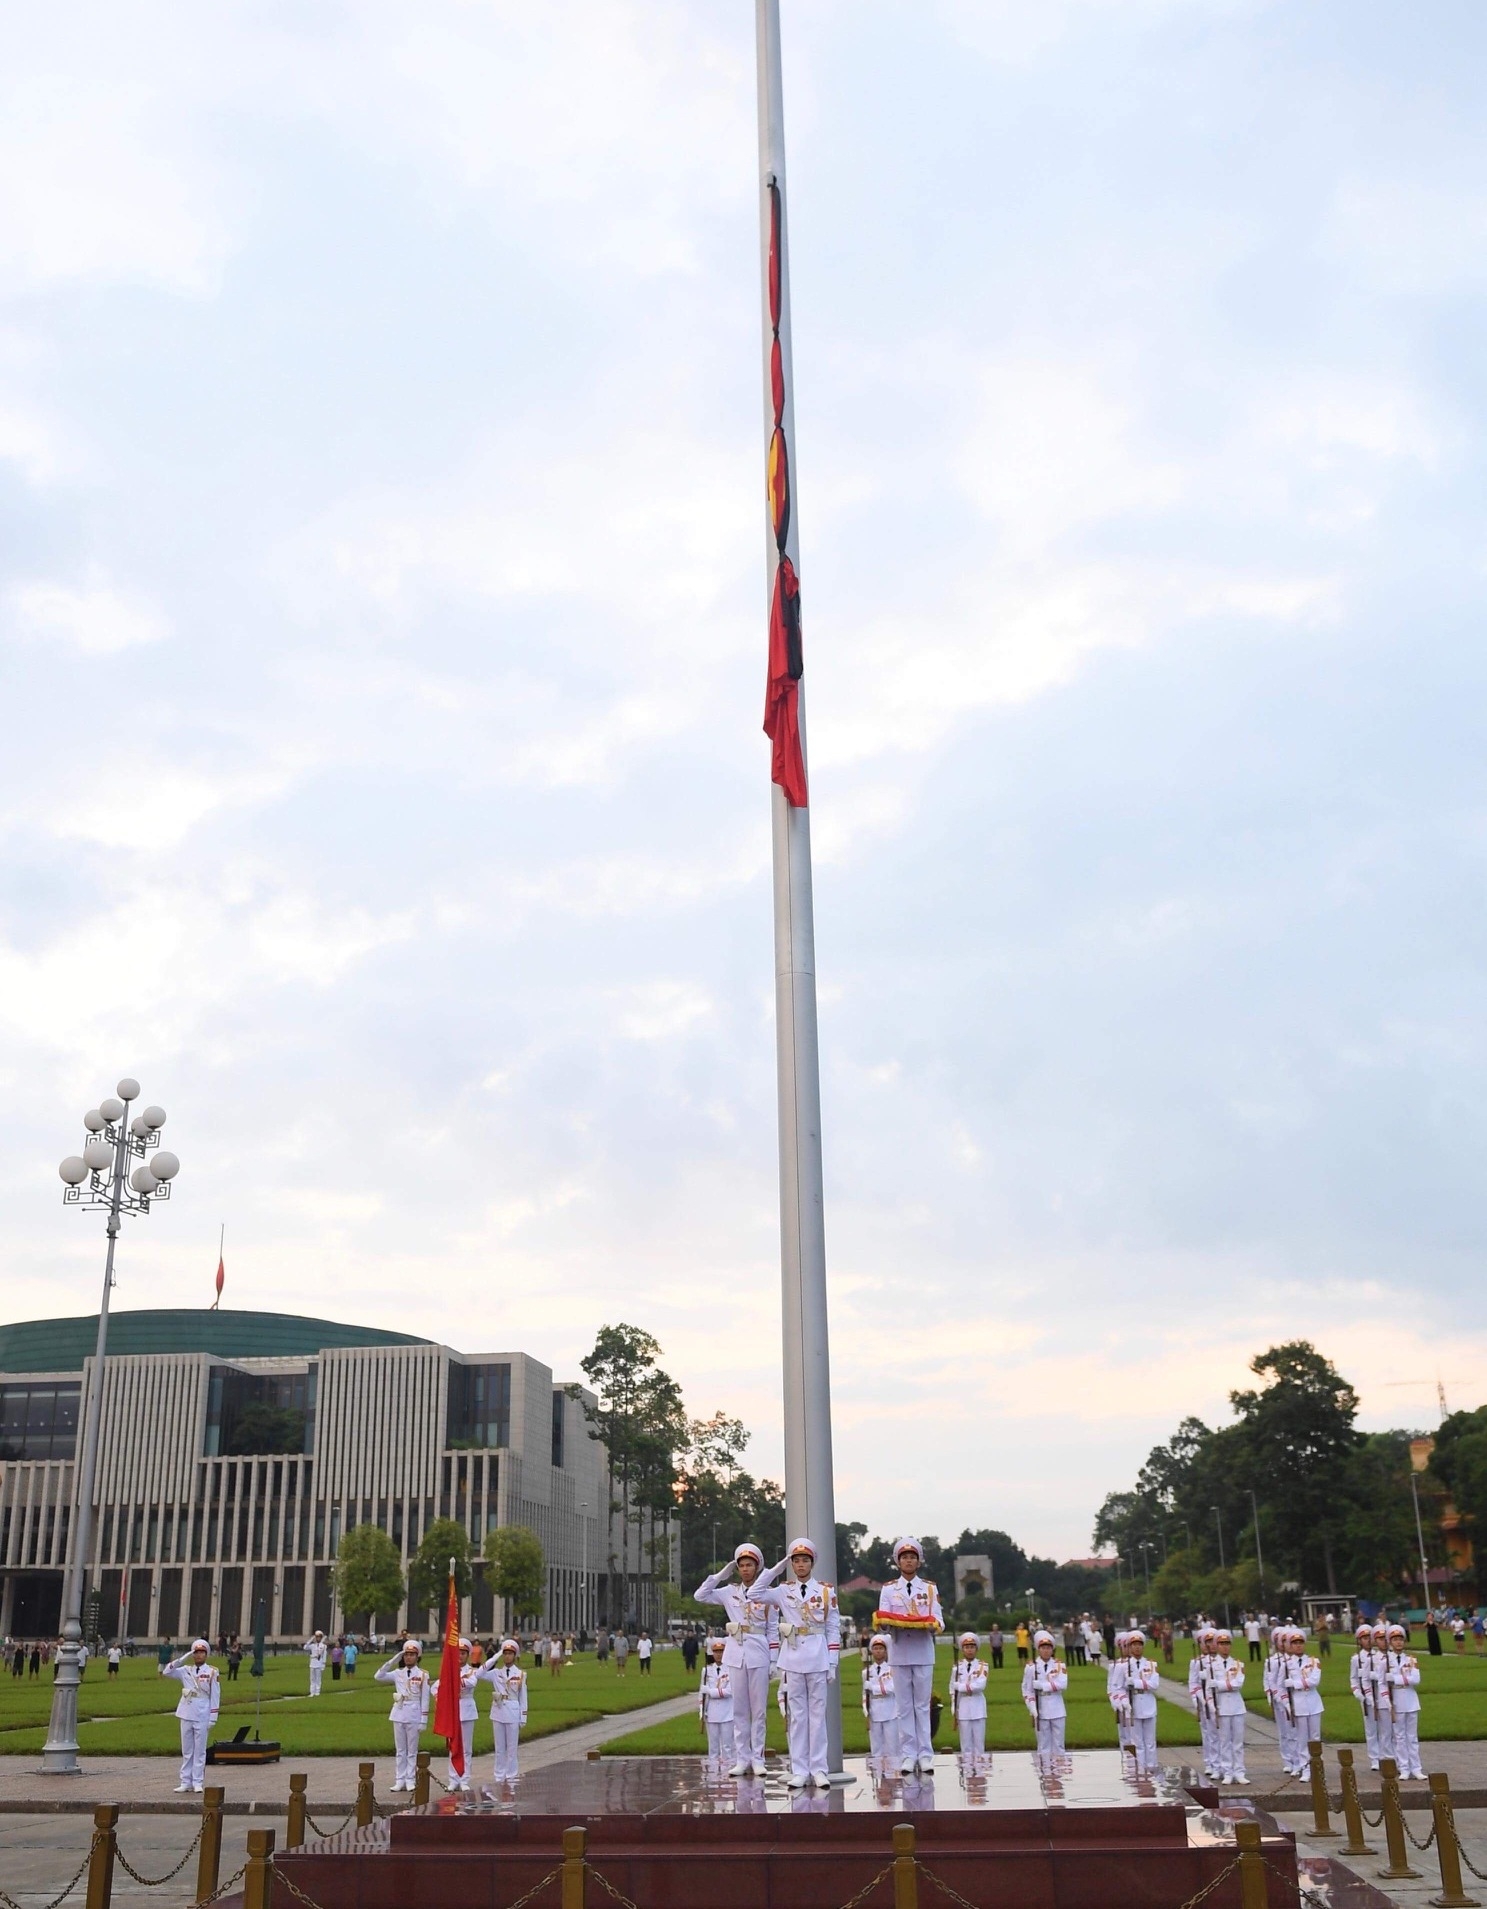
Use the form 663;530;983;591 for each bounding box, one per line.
44;1078;180;1775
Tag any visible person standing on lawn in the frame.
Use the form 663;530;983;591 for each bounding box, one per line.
344;1638;358;1676
874;1536;944;1776
637;1631;653;1675
160;1639;221;1794
305;1630;327;1696
482;1638;529;1784
694;1541;786;1777
614;1630;629;1676
376;1639;430;1793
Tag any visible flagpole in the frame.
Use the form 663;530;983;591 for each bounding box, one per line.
756;0;842;1776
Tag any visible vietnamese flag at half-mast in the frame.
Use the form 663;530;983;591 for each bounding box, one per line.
433;1559;464;1778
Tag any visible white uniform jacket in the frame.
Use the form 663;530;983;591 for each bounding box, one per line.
1350;1650;1391;1714
1386;1653;1421;1714
1108;1658;1159;1719
699;1663;734;1722
482;1663;529;1724
950;1659;989;1720
306;1639;328;1669
874;1575;944;1667
1188;1654;1217;1718
694;1563;785;1671
863;1663;897;1721
766;1575;841;1677
1282;1655;1323;1716
161;1659;221;1723
431;1664;481;1722
375;1660;431;1723
1023;1657;1068;1719
1212;1657;1246;1716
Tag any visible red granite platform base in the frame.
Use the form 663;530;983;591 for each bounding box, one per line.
273;1753;1301;1909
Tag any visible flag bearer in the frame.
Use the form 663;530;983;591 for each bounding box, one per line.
305;1629;328;1697
874;1537;944;1775
699;1637;735;1768
1385;1625;1425;1780
375;1639;430;1792
1212;1630;1247;1785
431;1638;480;1792
1190;1626;1219;1779
482;1638;529;1784
1022;1630;1068;1758
1110;1630;1160;1773
765;1535;841;1788
1282;1627;1324;1774
694;1542;785;1777
950;1632;990;1762
862;1635;899;1769
161;1639;220;1794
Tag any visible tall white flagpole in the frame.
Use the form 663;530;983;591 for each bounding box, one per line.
756;0;843;1775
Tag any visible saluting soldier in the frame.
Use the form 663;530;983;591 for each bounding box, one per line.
160;1639;221;1794
375;1638;430;1792
694;1542;785;1777
481;1637;529;1785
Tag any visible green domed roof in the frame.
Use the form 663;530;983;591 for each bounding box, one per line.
0;1308;426;1374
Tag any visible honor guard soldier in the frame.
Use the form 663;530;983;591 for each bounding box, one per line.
1350;1622;1389;1769
1281;1626;1324;1774
1385;1625;1424;1779
430;1637;480;1792
764;1536;841;1788
1022;1630;1068;1759
375;1639;430;1792
1190;1626;1219;1779
1110;1630;1160;1773
481;1638;529;1784
161;1639;220;1793
874;1536;944;1775
1211;1630;1247;1785
699;1637;735;1768
694;1542;785;1777
950;1633;990;1762
1108;1633;1134;1757
305;1629;328;1697
1369;1622;1396;1767
1263;1624;1294;1773
862;1635;899;1770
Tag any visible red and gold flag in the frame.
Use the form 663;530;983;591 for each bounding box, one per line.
433;1562;464;1778
762;177;807;807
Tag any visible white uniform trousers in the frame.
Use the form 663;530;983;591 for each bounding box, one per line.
957;1717;985;1758
1035;1717;1065;1758
1130;1714;1157;1771
784;1671;828;1777
1272;1705;1295;1771
493;1719;521;1782
1294;1711;1321;1766
868;1715;899;1764
1374;1712;1395;1765
392;1720;421;1789
447;1716;475;1790
1217;1713;1246;1781
309;1663;323;1697
1199;1713;1218;1774
1361;1708;1381;1766
705;1720;734;1762
1392;1712;1423;1780
895;1662;934;1766
178;1720;209;1791
732;1661;771;1768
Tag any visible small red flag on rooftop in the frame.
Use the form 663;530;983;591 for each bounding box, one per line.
212;1224;225;1310
433;1559;464;1779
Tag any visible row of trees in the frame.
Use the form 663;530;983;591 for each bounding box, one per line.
1093;1341;1450;1609
334;1518;546;1630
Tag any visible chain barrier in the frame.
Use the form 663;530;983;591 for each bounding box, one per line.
195;1861;250;1907
588;1865;645;1909
1359;1802;1386;1827
304;1808;357;1838
1445;1819;1487;1884
113;1818;205;1886
0;1834;101;1909
917;1859;991;1909
427;1765;451;1791
827;1863;894;1909
1402;1815;1438;1854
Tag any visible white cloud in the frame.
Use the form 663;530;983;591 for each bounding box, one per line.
8;578;168;655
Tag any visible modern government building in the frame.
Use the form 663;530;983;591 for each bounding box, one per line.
0;1309;673;1644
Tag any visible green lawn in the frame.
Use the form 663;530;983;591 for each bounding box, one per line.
0;1648;695;1756
1160;1639;1487;1741
603;1646;1204;1756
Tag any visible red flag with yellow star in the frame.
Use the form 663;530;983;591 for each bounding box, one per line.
433;1561;464;1778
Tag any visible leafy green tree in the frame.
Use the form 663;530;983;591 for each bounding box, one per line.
1230;1343;1361;1593
1431;1406;1487;1545
335;1524;405;1626
674;1410;785;1584
484;1525;546;1622
407;1518;472;1622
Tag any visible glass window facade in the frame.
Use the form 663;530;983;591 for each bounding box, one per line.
0;1382;81;1460
204;1365;315;1455
446;1363;510;1449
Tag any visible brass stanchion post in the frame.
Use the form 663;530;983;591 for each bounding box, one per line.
1307;1740;1338;1839
356;1761;375;1828
1337;1748;1374;1857
84;1804;117;1909
195;1785;224;1901
562;1824;587;1909
1236;1820;1270;1909
1428;1773;1481;1909
286;1772;307;1850
893;1822;918;1909
243;1826;275;1909
1378;1757;1422;1881
414;1751;430;1807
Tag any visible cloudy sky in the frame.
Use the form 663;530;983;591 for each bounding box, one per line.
4;0;1485;1562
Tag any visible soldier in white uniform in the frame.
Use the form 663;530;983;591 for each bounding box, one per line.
874;1536;944;1776
1211;1629;1247;1785
1349;1622;1388;1770
375;1639;430;1791
763;1536;840;1788
1022;1629;1068;1759
1385;1624;1424;1780
694;1542;785;1777
305;1630;328;1697
1263;1625;1292;1773
1281;1627;1324;1773
160;1639;220;1793
481;1638;529;1784
430;1638;480;1792
1109;1629;1160;1772
699;1637;735;1767
862;1635;898;1770
1189;1626;1219;1779
1108;1633;1134;1756
1369;1623;1396;1767
950;1632;989;1762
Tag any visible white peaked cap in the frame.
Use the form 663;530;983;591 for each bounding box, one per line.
1198;1626;1217;1640
1215;1629;1232;1642
459;1637;471;1650
869;1633;888;1648
892;1535;922;1561
734;1543;764;1567
787;1535;816;1560
402;1640;422;1654
500;1638;519;1653
708;1635;726;1650
1034;1630;1055;1646
1355;1623;1372;1636
1126;1629;1147;1643
192;1639;210;1652
1387;1623;1406;1635
1371;1622;1389;1634
958;1631;979;1647
313;1630;324;1638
